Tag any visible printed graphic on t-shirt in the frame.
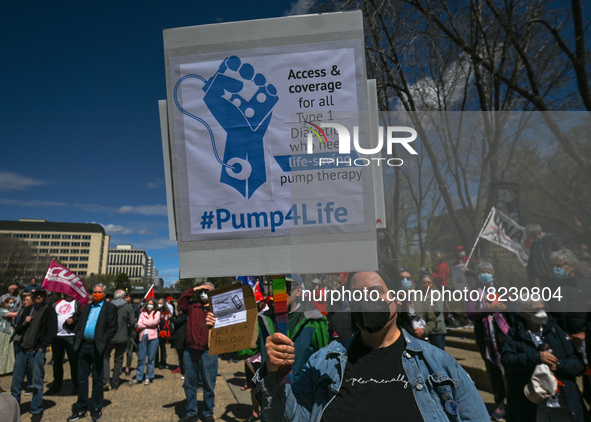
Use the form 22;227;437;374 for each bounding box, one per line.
344;373;410;388
57;301;73;315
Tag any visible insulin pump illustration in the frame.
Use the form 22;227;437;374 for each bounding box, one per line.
174;56;279;199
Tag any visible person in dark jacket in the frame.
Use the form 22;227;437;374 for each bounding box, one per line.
103;289;136;390
123;293;139;375
468;261;509;421
178;282;217;422
67;284;118;422
10;288;57;422
550;248;591;405
171;310;188;375
155;298;171;369
526;224;563;289
502;300;588;422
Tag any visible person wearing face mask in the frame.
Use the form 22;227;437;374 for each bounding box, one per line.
255;270;488;421
549;249;587;341
0;284;22;315
467;261;509;421
67;284;118;422
0;298;18;375
502;300;588;422
177;282;219;422
399;268;437;342
548;248;591;405
129;298;160;387
155;298;171;369
526;224;563;289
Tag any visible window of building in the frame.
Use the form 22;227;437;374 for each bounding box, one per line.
70;256;79;261
39;249;49;253
60;249;69;254
61;242;70;247
41;234;50;239
72;242;80;247
81;249;89;254
81;242;90;247
70;264;78;268
51;242;60;246
59;256;68;261
40;241;49;246
72;235;81;239
70;249;79;254
62;235;71;239
80;256;89;261
52;234;61;239
15;233;29;238
50;249;59;253
82;235;91;240
30;234;40;239
79;271;87;275
31;241;39;246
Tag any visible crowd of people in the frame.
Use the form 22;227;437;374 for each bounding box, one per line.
0;279;218;422
0;220;589;422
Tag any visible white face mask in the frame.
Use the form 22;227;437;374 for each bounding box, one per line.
147;304;154;311
157;303;163;309
530;310;548;325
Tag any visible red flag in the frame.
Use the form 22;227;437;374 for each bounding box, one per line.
254;280;264;296
42;259;89;306
144;284;155;301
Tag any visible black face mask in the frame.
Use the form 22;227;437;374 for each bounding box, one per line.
351;299;396;333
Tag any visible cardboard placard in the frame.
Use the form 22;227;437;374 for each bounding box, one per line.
162;11;380;277
208;283;258;355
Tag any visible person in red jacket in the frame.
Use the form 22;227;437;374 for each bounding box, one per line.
431;251;450;288
177;282;217;422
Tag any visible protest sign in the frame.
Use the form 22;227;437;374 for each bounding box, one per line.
162;11;379;276
208;283;258;355
479;207;530;265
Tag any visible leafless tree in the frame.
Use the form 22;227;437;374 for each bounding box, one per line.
310;0;590;265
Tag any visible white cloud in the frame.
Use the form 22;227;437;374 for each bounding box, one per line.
0;172;48;192
285;0;315;16
147;180;163;189
0;195;167;218
138;228;158;236
0;198;66;207
396;55;473;111
103;224;134;235
118;205;168;216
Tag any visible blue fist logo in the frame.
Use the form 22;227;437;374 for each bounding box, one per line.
175;56;278;199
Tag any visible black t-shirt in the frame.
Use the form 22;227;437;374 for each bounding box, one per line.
321;334;424;422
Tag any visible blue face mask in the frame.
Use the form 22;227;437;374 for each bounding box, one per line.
401;278;412;290
553;266;568;279
478;273;493;284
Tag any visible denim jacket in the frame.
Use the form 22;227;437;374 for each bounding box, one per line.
254;329;488;421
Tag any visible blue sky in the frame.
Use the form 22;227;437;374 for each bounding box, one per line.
1;0;309;285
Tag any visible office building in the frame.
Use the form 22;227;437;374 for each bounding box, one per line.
107;244;149;285
0;219;110;276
